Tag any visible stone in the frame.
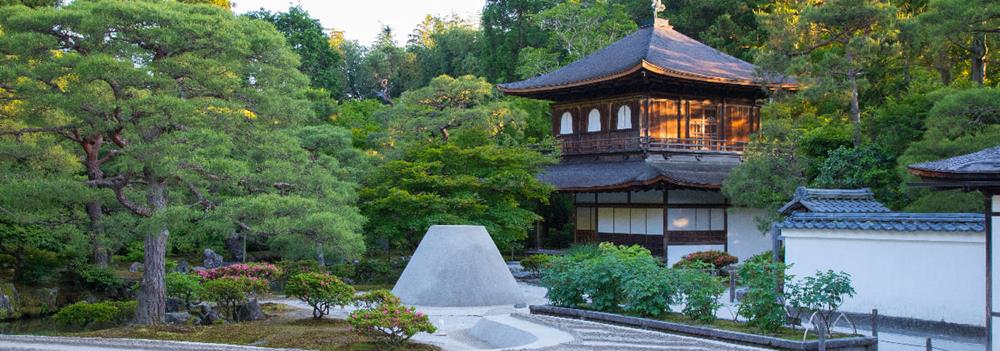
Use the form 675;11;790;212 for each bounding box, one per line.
203;248;224;269
192;266;206;272
192;302;224;325
235;299;267;322
165;312;192;325
174;260;190;273
392;225;526;307
128;262;144;273
224;234;245;263
0;284;15;319
165;297;185;313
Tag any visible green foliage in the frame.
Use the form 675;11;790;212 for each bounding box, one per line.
354;289;402;310
519;254;553;274
899;86;1000;212
737;259;789;334
786;270;855;336
516;0;637;78
620;263;678;317
0;224;80;283
245;6;344;99
347;302;436;347
76;264;124;290
722;120;806;231
202;276;269;322
673;250;739;271
814;145;903;207
479;0;552;82
277;260;325;279
53;300;137;329
330;99;388;149
285;272;355;319
362;76;554;252
675;262;725;323
541;243;673;316
166;272;204;309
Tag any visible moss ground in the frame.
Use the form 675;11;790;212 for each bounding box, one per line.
66;303;438;351
655;312;855;341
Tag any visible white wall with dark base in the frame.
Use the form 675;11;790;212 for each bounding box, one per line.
726;207;772;261
784;229;985;326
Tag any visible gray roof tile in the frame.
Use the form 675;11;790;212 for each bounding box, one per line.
778;187;890;215
908;145;1000;175
537;158;737;191
498;19;793;92
777;212;985;233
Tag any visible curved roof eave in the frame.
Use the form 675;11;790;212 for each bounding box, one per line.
497;61;798;95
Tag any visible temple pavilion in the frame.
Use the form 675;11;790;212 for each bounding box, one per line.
498;18;796;264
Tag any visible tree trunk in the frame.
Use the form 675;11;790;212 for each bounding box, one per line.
82;135;109;266
971;34;988;85
848;65;862;147
85;201;109;267
135;178;169;325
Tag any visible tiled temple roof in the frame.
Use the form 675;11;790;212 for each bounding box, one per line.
497;19;795;93
908;145;1000;180
778;212;985;233
536;158;737;191
778;187;890;216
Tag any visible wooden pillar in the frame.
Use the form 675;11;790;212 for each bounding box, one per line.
534;220;543;251
663;188;670;263
989;191;999;351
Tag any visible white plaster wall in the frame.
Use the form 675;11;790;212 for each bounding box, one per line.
667;244;725;266
783;229;985;326
726;207;772;262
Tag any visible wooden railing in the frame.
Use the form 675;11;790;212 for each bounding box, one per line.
558;136;746;155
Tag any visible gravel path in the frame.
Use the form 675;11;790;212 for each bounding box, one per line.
509;314;768;351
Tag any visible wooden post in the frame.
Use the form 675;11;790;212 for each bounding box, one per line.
871;309;879;351
771;223;781;263
817;318;827;351
662;189;670;263
925;337;932;351
729;269;736;303
534;221;543;251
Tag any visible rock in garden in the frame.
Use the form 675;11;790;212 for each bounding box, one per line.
165;312;192;325
192;302;224;325
203;248;224;269
236;299;267;321
129;262;144;273
392;225;526;307
175;260;190;273
165;297;184;313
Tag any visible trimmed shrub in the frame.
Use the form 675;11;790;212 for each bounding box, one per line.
675;261;724;323
620;264;678;317
76;264;124;290
519;254;553;274
197;262;281;281
673;250;738;271
539;254;587;308
166;272;203;309
541;243;666;314
202;276;269;322
737;258;789;333
285;272;354;319
53;300;136;329
347;303;436;347
786;270;855;336
355;289;402;310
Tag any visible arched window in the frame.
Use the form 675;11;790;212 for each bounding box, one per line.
587;109;602;132
559;112;573;135
616;105;632;130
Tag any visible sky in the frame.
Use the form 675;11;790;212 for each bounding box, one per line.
232;0;484;45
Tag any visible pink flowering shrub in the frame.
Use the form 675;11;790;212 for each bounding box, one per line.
285;272;354;319
197;262;281;281
347;303;436;346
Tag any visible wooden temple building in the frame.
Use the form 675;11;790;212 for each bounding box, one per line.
498;18;796;264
